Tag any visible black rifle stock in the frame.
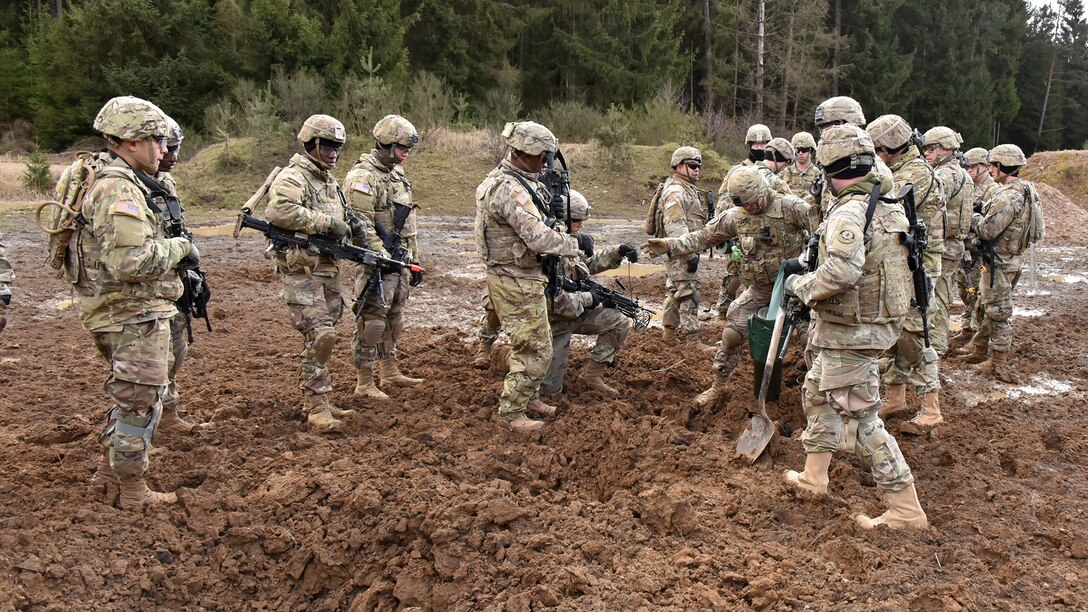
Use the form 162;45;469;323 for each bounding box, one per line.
899;183;932;348
558;275;655;330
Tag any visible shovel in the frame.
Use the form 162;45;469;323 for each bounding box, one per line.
736;263;790;463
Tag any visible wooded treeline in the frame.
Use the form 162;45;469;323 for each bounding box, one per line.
1;0;1085;154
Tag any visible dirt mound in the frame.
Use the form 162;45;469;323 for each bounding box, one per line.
1023;149;1088;215
1035;182;1088;246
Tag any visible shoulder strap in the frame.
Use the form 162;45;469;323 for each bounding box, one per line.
502;170;552;220
863;183;881;236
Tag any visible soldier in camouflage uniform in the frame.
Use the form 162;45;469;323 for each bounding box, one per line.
781;124;927;530
542;190;638;397
646;166;811;408
953;147;998;344
866;115;946;435
265;114;362;434
812;97;896;220
345;115;426;400
656;146;711;344
955;144;1035;385
475;121;584;433
0;230;11;334
923;126;974;360
79;97;194;508
782;131;819;202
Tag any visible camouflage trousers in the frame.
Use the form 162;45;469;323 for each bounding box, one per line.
477;292;502;343
487;274;551;419
969;266;1020;354
281;271;343;395
717;258;742;315
931;257;960;354
662;259;700;334
92;318;171;479
541;307;631;395
882;323;941;395
352;269;410;368
956;254;981;332
163;311;189;411
714;284;772;375
801;347;915;492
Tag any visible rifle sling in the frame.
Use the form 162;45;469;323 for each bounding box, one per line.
502;170;553;221
862;183;881;238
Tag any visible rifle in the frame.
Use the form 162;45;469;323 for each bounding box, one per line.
558;275;655;330
135;171;212;343
234;212;423;312
510;149;571;297
979;240;998;289
899;183;932;348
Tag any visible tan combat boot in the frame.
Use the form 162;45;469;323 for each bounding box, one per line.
379;359;424;386
854;483;928;530
91;450;118;485
472;340;495;369
973;350;1021;385
955;343;989;364
354;367;389;400
950;327;974;347
783;452;833;497
505;414;545;433
694;373;729;409
878;384;910;420
900;392;942;435
662;327;680;346
304;394;344;434
526;398;557;417
118;478;177;509
160;406;213;434
579;360;619;397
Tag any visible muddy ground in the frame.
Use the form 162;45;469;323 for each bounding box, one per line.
1;187;1087;610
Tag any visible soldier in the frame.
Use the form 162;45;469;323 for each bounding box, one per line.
0;230;11;334
953;147;998;345
812;97;896;219
541;190;638;397
475;121;585;433
265;114;361;434
645;166;811;408
923;126;974;357
758;137;795;194
781;124;927;530
782;131;819;200
154;117;210;434
866;114;946;436
655;146;711;344
345;114;426;400
81;96;194;508
955;144;1035;384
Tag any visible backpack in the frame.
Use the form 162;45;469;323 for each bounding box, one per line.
1021;181;1045;247
643;182;665;236
36;152;109;275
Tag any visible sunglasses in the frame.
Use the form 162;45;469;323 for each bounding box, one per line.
797;147;814;154
685;161;702;170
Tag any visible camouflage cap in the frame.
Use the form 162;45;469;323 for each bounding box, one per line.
816;124;876;169
764;137;795;162
568;189;591;221
502;121;558;156
866;114;912;150
373;114;419;147
791;131;817;150
745;124;772;143
726;165;770;206
92;96;171;142
963;147;990;166
923;126;963;151
670;146;702;168
988;144;1027;167
164;116;184;148
814;96;866;128
298;114;346;144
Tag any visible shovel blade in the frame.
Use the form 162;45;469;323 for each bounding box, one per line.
735;415;778;463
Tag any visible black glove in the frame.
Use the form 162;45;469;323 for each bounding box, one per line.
0;293;10;306
576;233;594;258
346;215;367;239
410;269;424;287
783;258;806;277
329;216;350;240
619;243;639;263
972;201;983;214
179;242;200;270
585;288;602;309
686;255;700;274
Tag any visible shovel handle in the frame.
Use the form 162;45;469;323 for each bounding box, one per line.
755;300;788;421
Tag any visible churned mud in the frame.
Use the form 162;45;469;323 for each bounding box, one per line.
0;186;1086;609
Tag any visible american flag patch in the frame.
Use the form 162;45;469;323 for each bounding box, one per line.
353;182;371;194
109;199;142;218
515;189;531;205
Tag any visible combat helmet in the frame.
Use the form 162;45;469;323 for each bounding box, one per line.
764;137;795;163
745;124;773;143
963;147;990;167
670;146;702;168
373;114;419;148
791;131;817;151
726;166;770;208
923;126;963;151
816;124;876;178
568;189;592;221
298;114;346;144
866;114;913;151
502;121;558;156
814;96;866;129
93;96;171;142
165;116;184;150
988;144;1027;168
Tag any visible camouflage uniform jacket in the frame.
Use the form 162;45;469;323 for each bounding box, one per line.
475;159;581;281
79;157;190;331
717;160;754;200
668;194;811;288
0;230;12;299
660;175;707;238
343;152;414;269
974;174;1000;211
888;148;945;277
265;153;347;275
972;178;1031;271
792;172;911;351
934;160;974;262
783;162;819;196
550;245;624;320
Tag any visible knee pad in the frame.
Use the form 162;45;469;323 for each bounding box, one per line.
848;415;888;458
313;327;337;364
361;319;386;345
